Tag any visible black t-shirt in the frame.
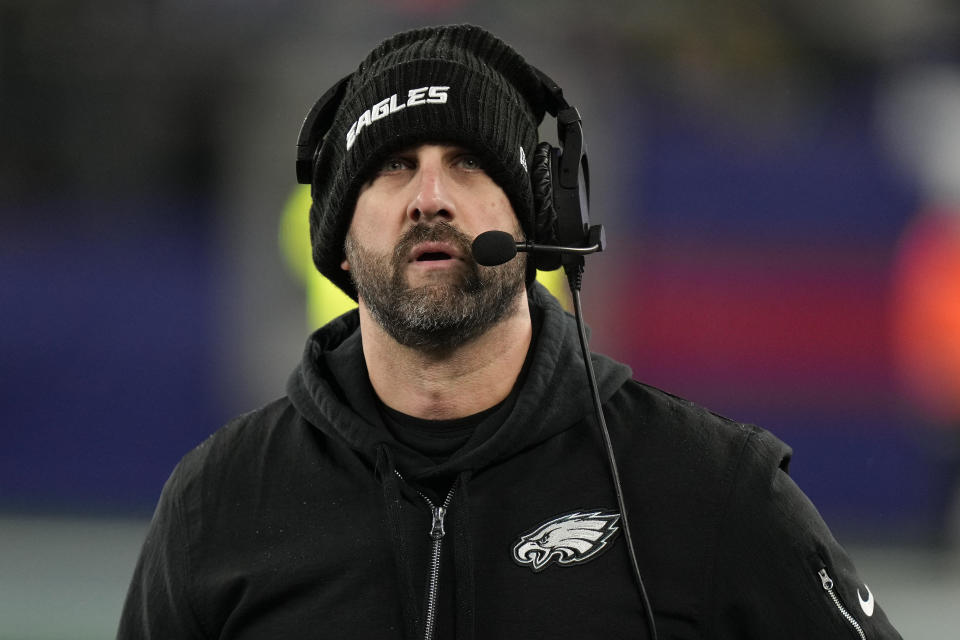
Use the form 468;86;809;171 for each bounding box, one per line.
379;400;502;463
377;371;522;501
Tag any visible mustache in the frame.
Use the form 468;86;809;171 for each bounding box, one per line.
391;222;474;264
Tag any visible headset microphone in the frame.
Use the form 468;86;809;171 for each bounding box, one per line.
472;228;607;267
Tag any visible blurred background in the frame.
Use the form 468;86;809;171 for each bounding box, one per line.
3;0;960;637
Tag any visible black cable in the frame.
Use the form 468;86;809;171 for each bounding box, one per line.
567;265;658;640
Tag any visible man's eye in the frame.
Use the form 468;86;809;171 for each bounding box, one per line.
456;155;482;171
380;157;409;173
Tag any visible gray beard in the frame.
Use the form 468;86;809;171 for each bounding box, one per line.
345;222;526;353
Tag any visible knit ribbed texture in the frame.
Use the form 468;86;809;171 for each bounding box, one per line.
308;25;546;300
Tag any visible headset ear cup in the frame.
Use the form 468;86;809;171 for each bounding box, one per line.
531;142;562;271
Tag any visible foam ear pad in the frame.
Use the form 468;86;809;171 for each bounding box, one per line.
531;142;562;271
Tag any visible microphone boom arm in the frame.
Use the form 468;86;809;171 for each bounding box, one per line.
517;224;606;256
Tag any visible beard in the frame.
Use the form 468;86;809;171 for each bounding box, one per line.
345;221;527;353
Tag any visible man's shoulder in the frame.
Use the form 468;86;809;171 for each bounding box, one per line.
168;397;305;495
610;379;791;473
200;395;298;449
612;378;750;434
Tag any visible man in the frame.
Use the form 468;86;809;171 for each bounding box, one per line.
118;25;902;639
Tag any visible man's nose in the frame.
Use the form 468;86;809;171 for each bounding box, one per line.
406;164;455;224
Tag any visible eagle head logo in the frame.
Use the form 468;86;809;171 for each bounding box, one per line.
512;510;621;572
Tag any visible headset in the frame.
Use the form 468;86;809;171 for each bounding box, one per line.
294;66;591;273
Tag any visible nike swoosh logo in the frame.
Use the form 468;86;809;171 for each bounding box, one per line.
857;585;875;617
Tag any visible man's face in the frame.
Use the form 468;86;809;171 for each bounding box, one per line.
342;144;527;351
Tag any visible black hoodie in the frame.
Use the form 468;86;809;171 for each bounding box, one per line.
118;284;901;639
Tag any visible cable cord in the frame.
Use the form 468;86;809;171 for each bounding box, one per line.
567;267;658;640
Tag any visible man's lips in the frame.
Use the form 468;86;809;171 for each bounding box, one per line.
408;241;463;263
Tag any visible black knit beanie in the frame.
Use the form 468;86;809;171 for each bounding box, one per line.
307;24;546;300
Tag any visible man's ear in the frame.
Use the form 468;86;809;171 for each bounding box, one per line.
340;257;350;271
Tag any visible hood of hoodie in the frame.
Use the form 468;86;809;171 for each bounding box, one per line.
287;282;632;480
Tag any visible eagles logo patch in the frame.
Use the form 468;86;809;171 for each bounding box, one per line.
512;509;621;572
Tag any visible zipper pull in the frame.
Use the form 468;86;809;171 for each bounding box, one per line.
817;567;867;640
429;505;447;540
818;568;834;590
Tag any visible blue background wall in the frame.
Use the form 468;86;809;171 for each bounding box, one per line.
3;0;959;544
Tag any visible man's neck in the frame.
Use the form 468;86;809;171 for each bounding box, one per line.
358;293;532;420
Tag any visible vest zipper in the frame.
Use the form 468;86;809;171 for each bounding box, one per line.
818;568;866;640
394;471;456;640
417;485;455;640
